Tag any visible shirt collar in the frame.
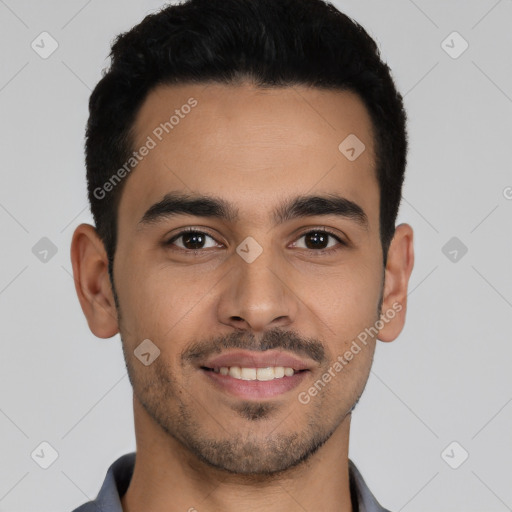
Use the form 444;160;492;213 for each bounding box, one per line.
72;452;391;512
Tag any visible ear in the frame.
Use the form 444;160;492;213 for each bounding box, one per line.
378;223;414;342
70;223;120;338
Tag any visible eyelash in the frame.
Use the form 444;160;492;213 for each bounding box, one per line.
164;227;347;255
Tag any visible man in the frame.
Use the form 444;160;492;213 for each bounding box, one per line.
70;0;414;510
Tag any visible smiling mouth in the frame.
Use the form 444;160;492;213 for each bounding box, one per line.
201;365;309;381
198;349;314;399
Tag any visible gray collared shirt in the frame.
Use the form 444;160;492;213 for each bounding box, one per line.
71;452;391;512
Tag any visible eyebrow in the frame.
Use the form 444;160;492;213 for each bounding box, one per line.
137;192;369;230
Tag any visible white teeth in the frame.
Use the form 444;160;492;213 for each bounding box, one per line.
256;367;275;381
274;366;285;378
218;366;296;381
229;366;241;379
240;367;257;380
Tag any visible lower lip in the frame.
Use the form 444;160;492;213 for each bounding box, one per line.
201;369;310;399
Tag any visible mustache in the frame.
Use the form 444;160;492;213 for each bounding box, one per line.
181;328;327;366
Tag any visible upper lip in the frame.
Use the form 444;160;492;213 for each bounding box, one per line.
201;350;314;371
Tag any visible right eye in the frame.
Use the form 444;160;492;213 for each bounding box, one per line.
164;229;223;252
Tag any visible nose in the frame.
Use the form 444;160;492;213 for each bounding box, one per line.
216;245;299;333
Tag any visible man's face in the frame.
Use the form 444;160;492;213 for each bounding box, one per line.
113;82;384;474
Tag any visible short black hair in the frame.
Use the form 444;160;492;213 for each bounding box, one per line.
85;0;408;283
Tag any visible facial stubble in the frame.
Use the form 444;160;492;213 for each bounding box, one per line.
112;269;384;476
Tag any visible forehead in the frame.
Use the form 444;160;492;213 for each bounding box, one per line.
119;82;378;228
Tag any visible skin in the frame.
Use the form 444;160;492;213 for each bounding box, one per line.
71;82;414;512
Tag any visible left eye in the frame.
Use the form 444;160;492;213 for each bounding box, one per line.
292;230;343;251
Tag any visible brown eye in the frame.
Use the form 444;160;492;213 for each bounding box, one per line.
165;230;220;251
304;231;329;249
292;230;345;252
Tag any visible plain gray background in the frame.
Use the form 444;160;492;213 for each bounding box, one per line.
1;1;511;511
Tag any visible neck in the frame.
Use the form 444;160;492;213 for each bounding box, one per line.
121;397;354;512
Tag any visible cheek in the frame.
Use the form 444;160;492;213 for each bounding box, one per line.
118;261;217;343
306;261;383;338
306;270;380;403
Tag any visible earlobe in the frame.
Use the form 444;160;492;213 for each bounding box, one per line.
70;223;120;339
378;223;414;342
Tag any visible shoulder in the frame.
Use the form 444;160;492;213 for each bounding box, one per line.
348;458;393;512
69;452;136;512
